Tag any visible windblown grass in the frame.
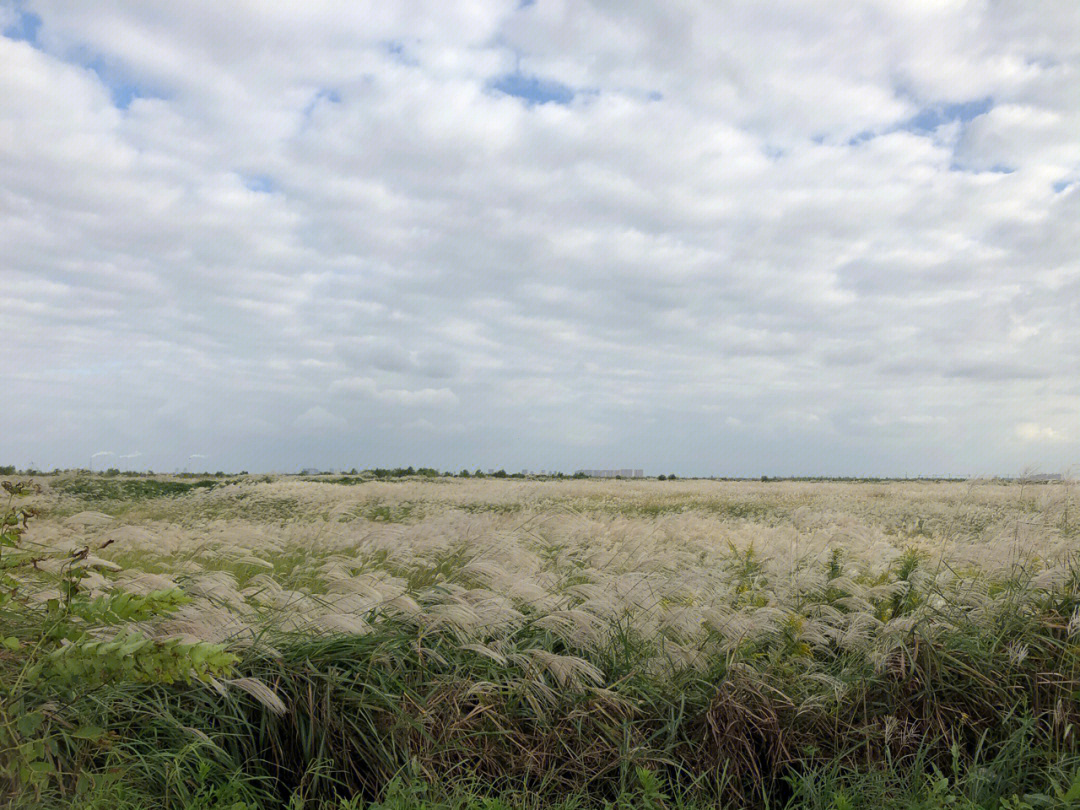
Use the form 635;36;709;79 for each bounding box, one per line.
3;476;1080;809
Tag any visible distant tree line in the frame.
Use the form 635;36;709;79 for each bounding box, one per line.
0;467;249;478
1;465;1014;484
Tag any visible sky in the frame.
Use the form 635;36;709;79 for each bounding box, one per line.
1;1;1078;477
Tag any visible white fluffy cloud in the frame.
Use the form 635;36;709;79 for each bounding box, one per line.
1016;422;1066;444
330;376;458;408
1;1;1077;474
294;406;347;434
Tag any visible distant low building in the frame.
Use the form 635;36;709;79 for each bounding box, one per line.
576;469;644;478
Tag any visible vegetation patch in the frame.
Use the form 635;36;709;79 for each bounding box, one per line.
458;502;526;515
54;476;221;502
4;476;1080;809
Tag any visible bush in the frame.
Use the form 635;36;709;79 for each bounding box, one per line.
55;477;220;502
0;480;280;807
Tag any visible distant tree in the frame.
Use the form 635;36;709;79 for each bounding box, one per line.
0;465;15;475
668;473;677;480
657;474;666;481
493;469;508;478
474;469;484;478
459;469;471;477
761;475;769;482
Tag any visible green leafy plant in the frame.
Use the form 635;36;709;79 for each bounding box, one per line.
0;481;246;803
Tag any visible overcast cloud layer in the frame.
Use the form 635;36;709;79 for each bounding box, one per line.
2;1;1078;476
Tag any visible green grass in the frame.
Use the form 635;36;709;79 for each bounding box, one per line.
458;503;526;516
54;477;222;502
7;563;1079;809
6;479;1080;809
359;503;423;524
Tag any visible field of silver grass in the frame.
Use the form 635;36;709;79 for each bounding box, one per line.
31;477;1080;652
6;475;1080;806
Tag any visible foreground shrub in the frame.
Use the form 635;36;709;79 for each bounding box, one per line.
0;481;278;807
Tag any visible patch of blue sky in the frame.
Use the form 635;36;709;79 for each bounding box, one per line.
65;48;164;109
243;174;276;193
302;88;341;120
948;161;1014;174
489;72;576;105
848;130;876;145
901;96;992;133
3;14;161;110
837;96;994;149
381;39;417;66
105;80;148;110
1053;179;1072;193
2;6;40;44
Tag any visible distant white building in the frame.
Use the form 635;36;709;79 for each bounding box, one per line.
576;469;644;478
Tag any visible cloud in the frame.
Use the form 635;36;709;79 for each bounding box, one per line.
944;362;1049;381
1015;423;1065;443
330;377;458;408
336;338;460;378
414;350;460;379
1;2;1078;474
293;406;348;433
